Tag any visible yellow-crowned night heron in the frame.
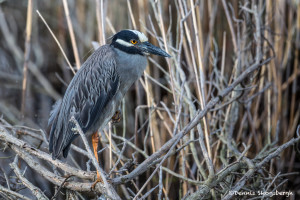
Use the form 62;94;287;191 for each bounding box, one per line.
48;30;170;176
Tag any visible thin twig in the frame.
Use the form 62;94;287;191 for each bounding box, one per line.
62;0;81;70
10;156;48;200
36;10;75;74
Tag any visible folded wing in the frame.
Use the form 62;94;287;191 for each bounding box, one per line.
48;46;120;159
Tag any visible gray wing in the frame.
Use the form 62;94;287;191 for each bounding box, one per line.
48;45;120;159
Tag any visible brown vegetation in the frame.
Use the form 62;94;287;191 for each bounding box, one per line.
0;0;299;199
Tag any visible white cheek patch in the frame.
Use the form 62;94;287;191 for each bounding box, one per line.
115;39;134;47
130;30;148;42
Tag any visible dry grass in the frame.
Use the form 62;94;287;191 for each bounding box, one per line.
0;0;299;199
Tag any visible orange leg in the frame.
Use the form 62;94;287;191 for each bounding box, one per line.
91;132;103;189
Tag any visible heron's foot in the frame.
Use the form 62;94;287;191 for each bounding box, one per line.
91;175;103;190
111;110;121;124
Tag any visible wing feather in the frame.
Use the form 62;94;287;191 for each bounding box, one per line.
48;45;119;159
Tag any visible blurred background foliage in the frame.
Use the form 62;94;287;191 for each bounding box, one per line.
0;0;300;199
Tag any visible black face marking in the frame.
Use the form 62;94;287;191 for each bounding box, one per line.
110;30;144;56
112;30;139;42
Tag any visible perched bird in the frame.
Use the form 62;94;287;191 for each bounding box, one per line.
48;30;170;165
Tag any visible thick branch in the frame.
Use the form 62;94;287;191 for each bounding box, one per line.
0;125;95;180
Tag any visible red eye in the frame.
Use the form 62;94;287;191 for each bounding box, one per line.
131;39;138;44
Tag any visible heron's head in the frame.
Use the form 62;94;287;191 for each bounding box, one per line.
110;30;171;57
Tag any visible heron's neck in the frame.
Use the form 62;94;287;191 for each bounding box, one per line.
114;48;147;92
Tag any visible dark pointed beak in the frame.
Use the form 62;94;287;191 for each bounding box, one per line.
138;42;171;57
